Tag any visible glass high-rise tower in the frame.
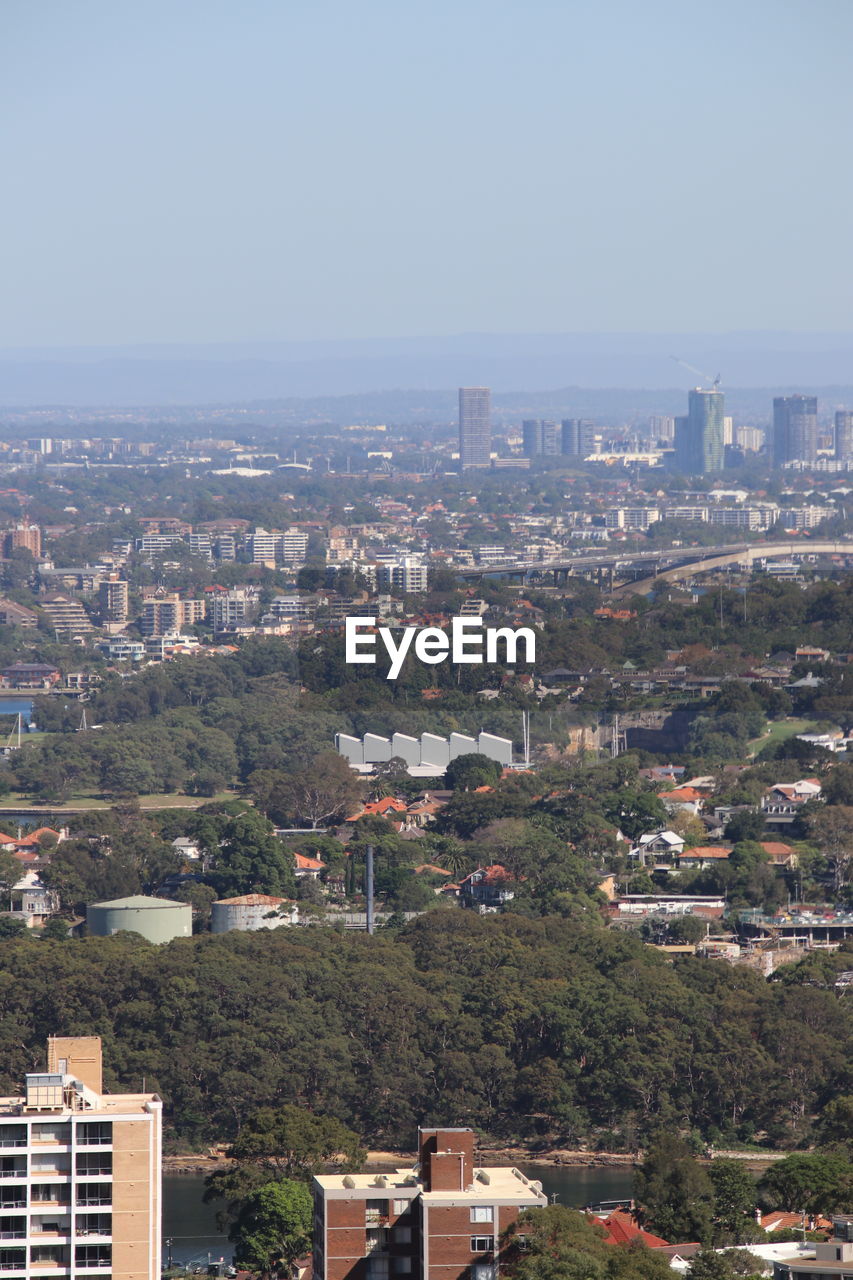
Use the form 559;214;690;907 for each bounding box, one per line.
773;395;818;466
458;387;491;469
674;388;725;475
835;410;853;464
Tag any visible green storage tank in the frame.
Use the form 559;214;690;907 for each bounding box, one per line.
87;895;192;944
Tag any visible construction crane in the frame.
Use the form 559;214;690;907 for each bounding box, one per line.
670;355;721;389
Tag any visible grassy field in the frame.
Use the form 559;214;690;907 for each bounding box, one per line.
0;790;237;813
748;717;824;756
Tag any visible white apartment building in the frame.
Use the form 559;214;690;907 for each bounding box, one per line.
0;1036;161;1280
280;529;309;567
207;590;258;631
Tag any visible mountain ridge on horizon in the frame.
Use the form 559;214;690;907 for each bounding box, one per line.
1;331;853;408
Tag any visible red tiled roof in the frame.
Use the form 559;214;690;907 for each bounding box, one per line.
589;1211;669;1249
294;853;324;870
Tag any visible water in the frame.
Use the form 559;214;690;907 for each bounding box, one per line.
161;1165;636;1268
0;698;34;721
162;1177;232;1269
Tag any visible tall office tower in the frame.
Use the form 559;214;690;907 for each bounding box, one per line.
772;395;818;466
0;1035;162;1280
673;388;725;475
522;420;559;457
458;388;491;469
561;418;595;457
835;411;853;463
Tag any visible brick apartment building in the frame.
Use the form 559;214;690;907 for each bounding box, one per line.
0;1035;162;1280
312;1126;547;1280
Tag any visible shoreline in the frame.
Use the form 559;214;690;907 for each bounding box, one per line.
162;1145;783;1175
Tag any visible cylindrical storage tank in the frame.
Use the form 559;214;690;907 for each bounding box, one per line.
211;894;288;934
87;895;192;944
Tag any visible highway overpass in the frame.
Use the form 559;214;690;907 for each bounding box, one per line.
455;540;853;593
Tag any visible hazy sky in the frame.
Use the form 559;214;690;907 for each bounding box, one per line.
2;0;852;346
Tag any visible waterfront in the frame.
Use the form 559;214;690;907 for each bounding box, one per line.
162;1165;637;1267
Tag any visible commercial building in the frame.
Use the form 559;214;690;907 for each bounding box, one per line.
312;1126;546;1280
458;388;491;469
674;389;725;476
0;1035;162;1280
773;395;818;466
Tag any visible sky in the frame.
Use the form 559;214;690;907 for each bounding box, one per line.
1;0;852;348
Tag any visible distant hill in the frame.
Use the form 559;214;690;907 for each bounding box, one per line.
1;331;853;410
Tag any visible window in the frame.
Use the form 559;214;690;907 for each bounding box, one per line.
392;1199;409;1216
470;1206;493;1223
470;1237;493;1253
392;1260;412;1276
392;1227;411;1245
77;1124;111;1147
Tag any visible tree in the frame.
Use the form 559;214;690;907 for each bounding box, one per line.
229;1179;312;1269
724;810;766;843
760;1153;853;1216
445;753;502;792
708;1159;758;1243
635;1135;715;1243
808;806;853;893
218;1103;363;1184
503;1204;672;1280
249;752;361;828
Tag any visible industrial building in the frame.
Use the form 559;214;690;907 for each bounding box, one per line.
86;896;192;944
312;1126;546;1280
0;1035;162;1280
335;730;514;775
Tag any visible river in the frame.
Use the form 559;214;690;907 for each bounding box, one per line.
162;1165;636;1268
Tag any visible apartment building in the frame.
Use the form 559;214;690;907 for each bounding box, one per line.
312;1126;546;1280
97;578;129;624
140;595;205;637
0;1036;161;1280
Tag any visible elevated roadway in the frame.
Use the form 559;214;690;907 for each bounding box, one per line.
455;540;853;594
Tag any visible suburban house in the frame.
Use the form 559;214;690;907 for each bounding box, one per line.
312;1126;547;1280
459;865;516;913
294;853;325;880
762;779;822;826
657;786;705;815
6;871;60;927
676;846;731;871
631;830;686;867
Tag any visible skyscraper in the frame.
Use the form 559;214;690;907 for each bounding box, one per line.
674;388;725;475
522;419;558;457
458;387;491;469
773;395;818;466
836;410;853;464
561;418;595;458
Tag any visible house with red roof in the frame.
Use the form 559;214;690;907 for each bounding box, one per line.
459;865;516;914
588;1210;670;1249
293;853;325;880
